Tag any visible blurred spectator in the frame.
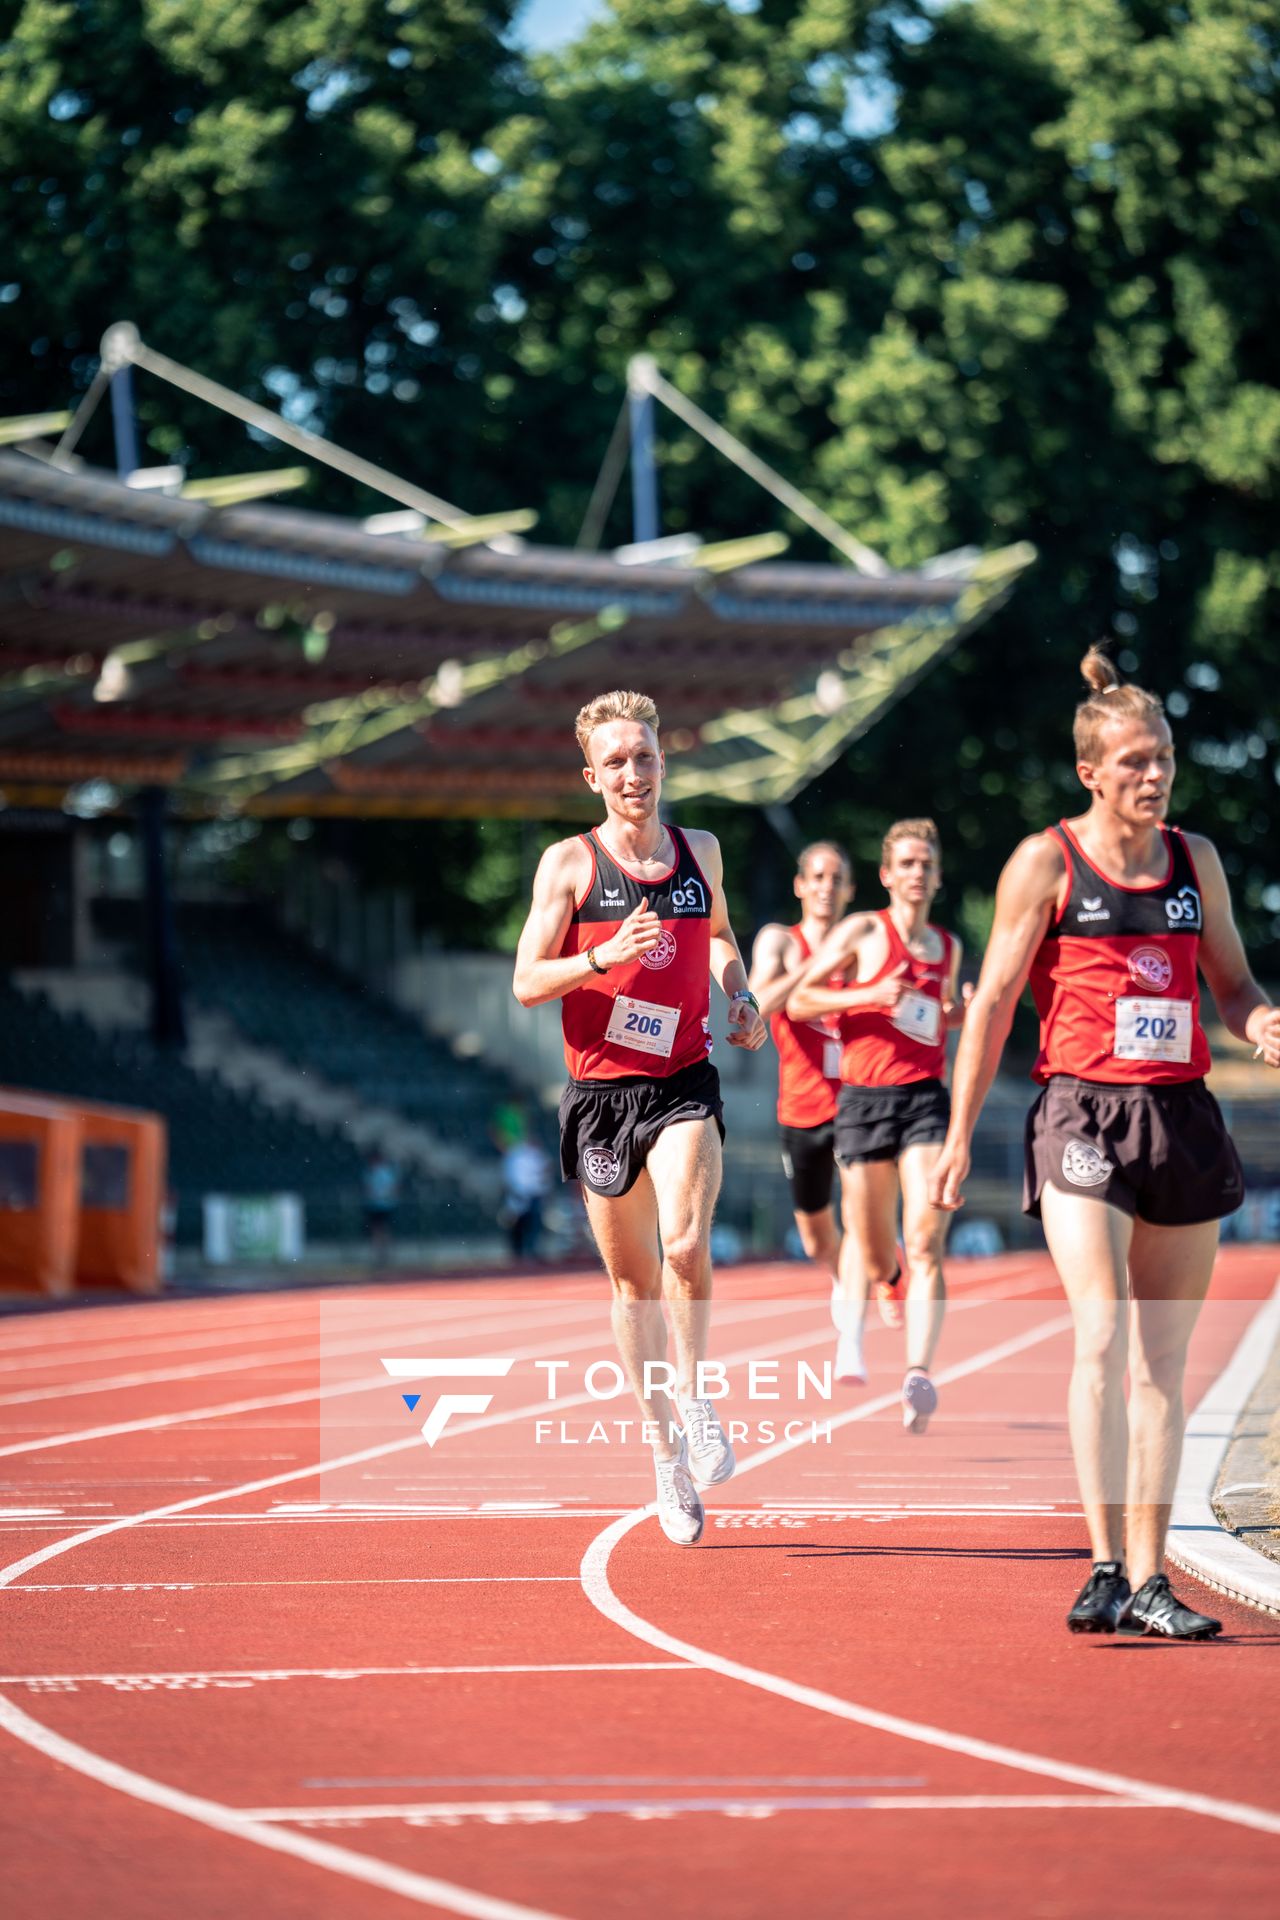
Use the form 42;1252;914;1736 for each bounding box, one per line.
501;1131;552;1260
362;1147;401;1270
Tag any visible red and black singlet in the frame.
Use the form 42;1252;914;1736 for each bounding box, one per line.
839;910;953;1089
561;826;713;1082
771;926;842;1128
1028;819;1211;1085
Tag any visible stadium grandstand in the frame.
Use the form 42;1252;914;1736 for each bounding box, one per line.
0;324;1044;1280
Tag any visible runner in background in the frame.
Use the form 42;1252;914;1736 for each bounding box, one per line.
513;690;767;1546
748;841;853;1309
931;646;1280;1637
790;821;969;1425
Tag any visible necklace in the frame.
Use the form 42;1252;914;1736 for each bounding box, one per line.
600;824;670;870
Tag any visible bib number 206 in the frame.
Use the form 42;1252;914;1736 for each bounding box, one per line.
624;1011;663;1037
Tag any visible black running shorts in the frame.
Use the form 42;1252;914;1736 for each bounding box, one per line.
1023;1075;1245;1226
558;1058;725;1198
780;1120;837;1214
834;1079;951;1167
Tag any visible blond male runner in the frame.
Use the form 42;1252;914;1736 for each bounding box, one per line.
790;821;968;1428
931;647;1279;1637
748;842;853;1273
513;691;767;1545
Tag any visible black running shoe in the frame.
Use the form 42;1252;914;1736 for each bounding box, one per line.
1066;1561;1131;1634
1117;1574;1222;1641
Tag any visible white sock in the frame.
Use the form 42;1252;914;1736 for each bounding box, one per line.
831;1282;863;1338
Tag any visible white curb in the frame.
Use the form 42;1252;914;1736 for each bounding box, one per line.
1167;1281;1280;1617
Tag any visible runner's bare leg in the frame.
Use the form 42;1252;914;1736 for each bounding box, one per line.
1125;1217;1219;1587
898;1142;947;1371
1039;1186;1132;1565
644;1117;723;1403
836;1159;900;1323
583;1172;682;1456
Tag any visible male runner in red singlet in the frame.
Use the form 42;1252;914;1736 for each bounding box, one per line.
931;647;1280;1638
513;691;767;1546
747;842;854;1278
789;821;968;1424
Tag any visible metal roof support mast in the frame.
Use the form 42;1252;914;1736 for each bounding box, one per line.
625;354;891;577
628;357;661;546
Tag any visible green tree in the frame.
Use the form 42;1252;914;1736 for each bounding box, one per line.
2;1;1276;957
0;0;541;507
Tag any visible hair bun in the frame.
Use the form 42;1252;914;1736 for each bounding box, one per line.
1080;644;1120;696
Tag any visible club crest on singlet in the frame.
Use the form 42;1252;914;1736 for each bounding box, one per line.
638;929;678;970
1127;945;1173;993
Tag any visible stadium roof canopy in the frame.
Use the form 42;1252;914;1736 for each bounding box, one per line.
0;394;1033;820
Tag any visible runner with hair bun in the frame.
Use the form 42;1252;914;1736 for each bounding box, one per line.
513;690;767;1548
931;645;1280;1638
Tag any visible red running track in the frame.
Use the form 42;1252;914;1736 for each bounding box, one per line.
0;1250;1276;1919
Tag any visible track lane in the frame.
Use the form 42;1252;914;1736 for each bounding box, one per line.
3;1256;1276;1920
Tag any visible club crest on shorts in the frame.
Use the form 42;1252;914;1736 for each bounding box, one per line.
639;928;678;970
1127;945;1173;993
1062;1140;1113;1188
583;1146;621;1188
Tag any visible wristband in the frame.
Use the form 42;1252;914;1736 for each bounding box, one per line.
587;946;609;975
730;989;760;1014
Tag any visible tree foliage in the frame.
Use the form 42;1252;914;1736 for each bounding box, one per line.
2;0;1277;955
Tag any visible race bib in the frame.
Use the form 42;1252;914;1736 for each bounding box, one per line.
1114;997;1193;1065
892;990;941;1046
606;992;680;1059
823;1037;842;1080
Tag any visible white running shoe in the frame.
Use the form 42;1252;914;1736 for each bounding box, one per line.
902;1368;938;1434
653;1439;705;1545
678;1395;736;1487
834;1329;866;1385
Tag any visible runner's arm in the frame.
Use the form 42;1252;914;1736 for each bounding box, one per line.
1187;835;1280;1067
747;923;801;1018
930;835;1063;1209
942;936;973;1030
693;831;768;1050
785;915;894;1020
512;841;661;1006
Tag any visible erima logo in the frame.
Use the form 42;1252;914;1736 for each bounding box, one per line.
380;1357;515;1445
1077;894;1111;923
599;885;626;911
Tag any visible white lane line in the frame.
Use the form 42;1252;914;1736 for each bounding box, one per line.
0;1299;606;1407
0;1696;573;1920
0;1663;690;1686
0;1298;397;1377
0;1259;1043;1413
0;1281;568;1355
0;1297;648;1461
0;1305;875;1589
579;1316;1280;1842
239;1793;1152;1822
6;1578;582;1592
1168;1280;1280;1617
0;1267;1069;1920
306;1774;926;1788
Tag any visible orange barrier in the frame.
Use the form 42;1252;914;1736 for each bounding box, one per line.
0;1091;83;1297
0;1087;166;1296
75;1100;167;1294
